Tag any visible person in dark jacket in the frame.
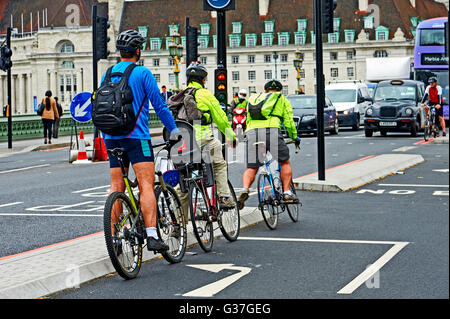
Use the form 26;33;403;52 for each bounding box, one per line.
52;97;63;139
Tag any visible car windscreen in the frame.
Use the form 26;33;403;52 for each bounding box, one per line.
374;85;416;101
325;89;356;103
289;97;316;109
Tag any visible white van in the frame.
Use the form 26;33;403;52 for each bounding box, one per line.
325;82;373;130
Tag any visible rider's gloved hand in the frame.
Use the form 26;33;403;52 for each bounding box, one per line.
169;128;182;146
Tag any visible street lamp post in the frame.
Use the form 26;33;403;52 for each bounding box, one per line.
293;49;304;94
169;32;184;92
273;51;279;79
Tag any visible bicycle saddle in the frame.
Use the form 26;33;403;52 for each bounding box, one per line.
107;148;126;158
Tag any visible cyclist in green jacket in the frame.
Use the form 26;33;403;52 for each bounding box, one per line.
237;79;301;210
177;62;236;220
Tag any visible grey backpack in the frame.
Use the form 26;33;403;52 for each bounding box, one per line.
167;87;204;123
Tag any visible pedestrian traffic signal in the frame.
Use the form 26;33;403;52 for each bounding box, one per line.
322;0;338;34
95;16;110;61
0;45;12;72
215;69;228;105
186;25;200;66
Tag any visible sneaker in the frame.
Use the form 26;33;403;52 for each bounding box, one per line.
44;139;47;144
283;193;299;204
443;132;447;137
219;197;236;210
48;140;52;144
237;191;249;210
147;237;169;252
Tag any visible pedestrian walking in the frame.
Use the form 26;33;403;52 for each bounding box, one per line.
52;96;63;139
40;90;59;144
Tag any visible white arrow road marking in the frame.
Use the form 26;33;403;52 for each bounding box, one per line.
0;202;23;208
183;264;252;297
433;169;449;173
0;164;50;174
74;99;91;118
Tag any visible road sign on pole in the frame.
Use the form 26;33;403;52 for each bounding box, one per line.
70;92;93;123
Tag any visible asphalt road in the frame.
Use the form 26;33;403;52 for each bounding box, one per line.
1;127;447;300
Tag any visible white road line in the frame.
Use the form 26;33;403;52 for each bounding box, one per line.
0;202;23;208
72;185;110;193
337;242;409;294
0;213;102;217
0;164;50;174
392;146;418;152
239;236;409;295
378;183;449;188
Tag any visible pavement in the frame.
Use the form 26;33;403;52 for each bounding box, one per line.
0;207;263;299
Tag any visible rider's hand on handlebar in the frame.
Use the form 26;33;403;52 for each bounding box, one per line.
169;129;183;146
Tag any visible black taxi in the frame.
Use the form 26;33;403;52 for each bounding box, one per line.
364;80;426;137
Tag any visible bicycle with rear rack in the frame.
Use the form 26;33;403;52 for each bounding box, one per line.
256;140;301;230
103;139;186;280
176;143;240;253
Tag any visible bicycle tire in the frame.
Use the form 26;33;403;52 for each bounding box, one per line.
286;181;300;223
218;180;240;242
424;124;430;141
155;185;187;264
104;192;143;280
189;181;214;252
257;173;278;230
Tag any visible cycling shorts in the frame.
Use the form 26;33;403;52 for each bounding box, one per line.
104;138;154;168
429;103;444;118
245;128;290;169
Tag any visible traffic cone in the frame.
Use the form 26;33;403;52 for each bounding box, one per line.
94;137;108;161
73;130;90;164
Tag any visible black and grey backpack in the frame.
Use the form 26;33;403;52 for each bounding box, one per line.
92;63;146;136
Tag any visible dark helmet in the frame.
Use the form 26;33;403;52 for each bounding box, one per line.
428;76;438;84
116;30;145;53
264;79;283;92
186;62;208;79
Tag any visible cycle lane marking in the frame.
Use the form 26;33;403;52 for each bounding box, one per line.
238;236;409;295
0;164;50;174
0;202;23;208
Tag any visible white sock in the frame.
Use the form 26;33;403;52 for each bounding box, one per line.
146;227;159;239
284;190;293;196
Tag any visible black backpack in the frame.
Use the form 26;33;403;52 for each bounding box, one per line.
91;64;146;136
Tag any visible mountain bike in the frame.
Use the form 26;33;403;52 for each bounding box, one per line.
103;140;186;280
256;140;301;230
424;104;439;141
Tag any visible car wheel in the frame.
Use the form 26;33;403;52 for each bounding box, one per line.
410;121;418;137
330;118;339;135
352;114;360;131
365;129;373;137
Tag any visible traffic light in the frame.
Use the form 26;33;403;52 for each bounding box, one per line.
322;0;337;34
215;69;228;105
186;25;200;66
95;16;110;61
0;45;12;72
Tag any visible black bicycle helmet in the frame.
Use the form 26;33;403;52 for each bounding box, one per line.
428;76;438;84
116;30;145;53
186;62;208;79
264;79;283;91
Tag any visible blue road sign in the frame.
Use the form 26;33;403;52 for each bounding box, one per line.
70;92;92;123
206;0;232;9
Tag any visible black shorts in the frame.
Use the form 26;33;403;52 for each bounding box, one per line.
245;128;290;169
104;138;155;168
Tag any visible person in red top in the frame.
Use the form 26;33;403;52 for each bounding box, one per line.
421;77;446;137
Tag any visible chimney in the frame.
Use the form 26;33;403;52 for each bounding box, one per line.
259;0;270;17
410;0;416;8
359;0;369;12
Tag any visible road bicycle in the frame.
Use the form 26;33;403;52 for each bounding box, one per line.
103;140;186;280
256;140;301;230
423;104;439;141
168;121;240;253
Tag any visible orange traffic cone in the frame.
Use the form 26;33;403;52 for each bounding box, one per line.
73;130;90;164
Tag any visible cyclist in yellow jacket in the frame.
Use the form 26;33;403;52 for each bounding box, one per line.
177;62;236;220
237;79;301;209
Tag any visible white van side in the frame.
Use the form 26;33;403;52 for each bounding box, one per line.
325;82;373;130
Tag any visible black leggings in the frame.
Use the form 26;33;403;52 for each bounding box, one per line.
42;119;53;139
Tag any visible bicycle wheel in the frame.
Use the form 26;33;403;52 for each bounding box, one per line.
189;181;214;252
104;192;143;280
155;185;187;264
257;173;278;230
286;181;300;223
424;123;430;141
218;180;240;242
